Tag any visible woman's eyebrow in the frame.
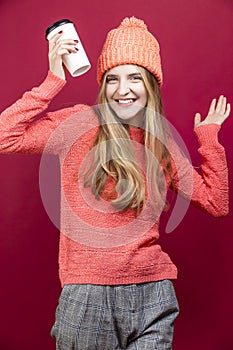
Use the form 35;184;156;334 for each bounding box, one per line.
106;72;142;78
128;72;142;77
106;74;118;78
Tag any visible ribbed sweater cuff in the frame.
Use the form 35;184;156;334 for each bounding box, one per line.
194;123;221;146
37;71;67;100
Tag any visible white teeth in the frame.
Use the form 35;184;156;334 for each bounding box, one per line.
118;99;134;104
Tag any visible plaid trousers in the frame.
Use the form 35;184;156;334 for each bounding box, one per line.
51;280;179;349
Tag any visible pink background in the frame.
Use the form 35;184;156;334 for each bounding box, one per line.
0;1;232;349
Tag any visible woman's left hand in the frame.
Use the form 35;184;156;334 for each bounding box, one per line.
194;95;231;128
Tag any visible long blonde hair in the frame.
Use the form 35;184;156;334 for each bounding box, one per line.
83;65;173;214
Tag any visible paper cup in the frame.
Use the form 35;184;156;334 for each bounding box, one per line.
46;19;91;77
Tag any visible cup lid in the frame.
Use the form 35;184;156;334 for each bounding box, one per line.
46;19;73;39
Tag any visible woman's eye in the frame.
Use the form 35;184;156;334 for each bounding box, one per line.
130;75;142;81
106;76;118;83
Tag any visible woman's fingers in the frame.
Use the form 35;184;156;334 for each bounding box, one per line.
215;95;225;114
225;102;231;119
215;95;222;114
48;34;78;79
195;95;231;128
50;42;78;56
48;31;63;51
49;38;78;56
219;96;226;114
212;95;229;116
194;112;201;128
207;98;216;115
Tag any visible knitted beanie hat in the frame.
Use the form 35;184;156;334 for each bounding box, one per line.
97;16;163;85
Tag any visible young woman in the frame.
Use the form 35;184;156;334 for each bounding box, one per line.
0;16;230;350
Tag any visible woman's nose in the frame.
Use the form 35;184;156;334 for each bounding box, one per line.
117;79;130;95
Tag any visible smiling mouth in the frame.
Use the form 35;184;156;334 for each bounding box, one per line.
115;99;136;104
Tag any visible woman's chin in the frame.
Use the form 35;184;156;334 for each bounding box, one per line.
113;109;145;126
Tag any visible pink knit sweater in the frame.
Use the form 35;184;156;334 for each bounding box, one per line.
0;71;229;287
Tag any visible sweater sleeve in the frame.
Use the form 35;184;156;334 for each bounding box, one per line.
0;71;88;154
169;124;229;217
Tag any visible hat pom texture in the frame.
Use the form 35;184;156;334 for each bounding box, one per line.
97;17;163;85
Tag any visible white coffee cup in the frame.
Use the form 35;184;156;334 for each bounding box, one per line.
46;19;91;77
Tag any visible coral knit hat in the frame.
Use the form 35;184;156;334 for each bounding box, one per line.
97;16;163;85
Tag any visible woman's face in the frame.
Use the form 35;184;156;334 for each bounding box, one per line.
105;64;147;126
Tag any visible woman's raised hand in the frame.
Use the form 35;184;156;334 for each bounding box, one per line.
194;95;231;128
48;31;78;80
